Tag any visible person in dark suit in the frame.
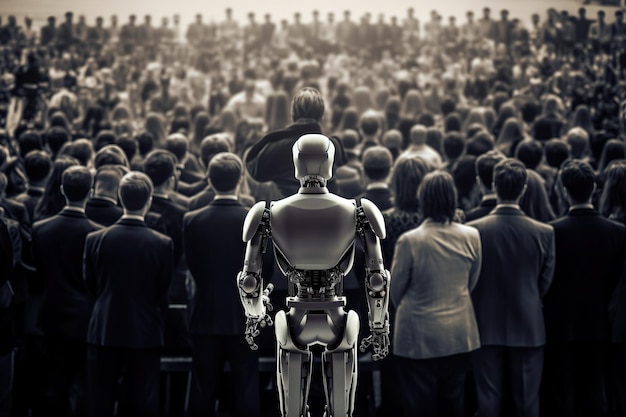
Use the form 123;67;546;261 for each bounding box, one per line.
468;159;555;417
142;150;190;415
358;146;394;211
183;152;261;417
84;171;173;417
14;150;52;222
245;87;347;198
31;166;102;416
465;150;506;222
542;160;626;417
85;165;166;233
610;261;626;417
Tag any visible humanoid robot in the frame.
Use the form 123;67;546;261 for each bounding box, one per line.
237;134;391;417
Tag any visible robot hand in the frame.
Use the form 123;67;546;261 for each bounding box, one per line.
359;327;390;361
244;283;274;350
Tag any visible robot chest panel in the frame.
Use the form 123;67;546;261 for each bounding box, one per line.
271;204;356;270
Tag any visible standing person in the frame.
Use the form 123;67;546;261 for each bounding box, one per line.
31;166;102;416
84;171;173;417
183;152;262;417
468;159;555;417
542;160;626;417
245;87;346;198
391;170;482;417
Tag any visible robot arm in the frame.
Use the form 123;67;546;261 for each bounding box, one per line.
237;201;274;350
357;198;391;361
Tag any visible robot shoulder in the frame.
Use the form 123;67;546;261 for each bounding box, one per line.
242;201;269;242
359;198;387;240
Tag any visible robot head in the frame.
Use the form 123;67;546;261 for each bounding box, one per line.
292;134;335;186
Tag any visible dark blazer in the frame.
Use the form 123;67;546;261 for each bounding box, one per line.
468;206;555;347
189;186;256;211
85;196;166;234
84;218;173;348
465;197;497;222
150;195;186;265
32;209;102;338
14;187;44;223
358;187;394;211
245;120;346;198
183;199;249;335
545;208;626;342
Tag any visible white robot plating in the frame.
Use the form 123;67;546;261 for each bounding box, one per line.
237;134;391;417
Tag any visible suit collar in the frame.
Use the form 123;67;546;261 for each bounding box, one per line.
492;205;525;216
88;197;117;207
568;207;599;216
116;217;146;227
211;198;242;207
59;208;87;218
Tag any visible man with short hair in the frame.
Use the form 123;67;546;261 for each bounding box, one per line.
542;160;626;417
32;166;102;416
15;150;52;221
84;171;173;417
245;87;346;198
398;124;442;168
468;158;555;417
358;146;393;211
466;150;506;222
183;152;262;417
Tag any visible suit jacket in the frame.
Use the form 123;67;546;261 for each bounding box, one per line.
245;120;346;198
545;208;626;342
32;209;102;338
84;218;173;348
14;187;44;223
149;195;187;265
183;199;249;335
468;206;555;347
189;186;255;211
465;197;497;222
391;220;482;359
358;187;393;211
85;197;167;234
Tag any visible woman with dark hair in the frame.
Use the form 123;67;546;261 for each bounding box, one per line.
532;94;566;140
492;102;518;138
190;111;211;157
599;160;626;225
496;117;527;157
597;139;625;179
334;106;360;136
144;112;167;148
33;155;80;222
391;170;482;417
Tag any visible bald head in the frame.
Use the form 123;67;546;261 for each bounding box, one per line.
409;124;428;146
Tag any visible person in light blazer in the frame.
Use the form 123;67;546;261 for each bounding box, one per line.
391;170;482;417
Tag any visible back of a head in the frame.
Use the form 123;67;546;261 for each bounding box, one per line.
61;165;93;202
340;129;360;150
409;124;428;146
443;131;465;160
440;97;456;117
493;158;528;201
66;139;94;167
418;170;457;223
119;171;153;211
599;139;626;172
94;165;127;197
208;152;243;192
444;112;462;133
18;130;43;158
200;134;232;168
95;130;117;152
291;87;325;122
391;156;432;211
466;131;495;157
382;129;403;150
136;131;155;157
95;144;129;169
359;111;381;136
292;134;336;181
362;145;393;181
116;135;137;162
165;133;189;162
515;139;543;170
560;159;596;203
544;139;570;169
143;149;177;187
24;150;52;183
476;150;506;189
566;127;589;159
45;127;71;155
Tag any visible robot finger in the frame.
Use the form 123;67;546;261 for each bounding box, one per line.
264;283;274;296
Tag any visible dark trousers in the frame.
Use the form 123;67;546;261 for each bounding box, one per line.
541;341;608;417
45;333;88;417
188;334;259;417
472;345;543;417
395;352;472;417
614;343;626;417
86;344;161;417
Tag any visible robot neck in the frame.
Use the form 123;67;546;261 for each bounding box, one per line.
299;176;328;193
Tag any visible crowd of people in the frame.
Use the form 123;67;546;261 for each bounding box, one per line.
0;3;626;417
